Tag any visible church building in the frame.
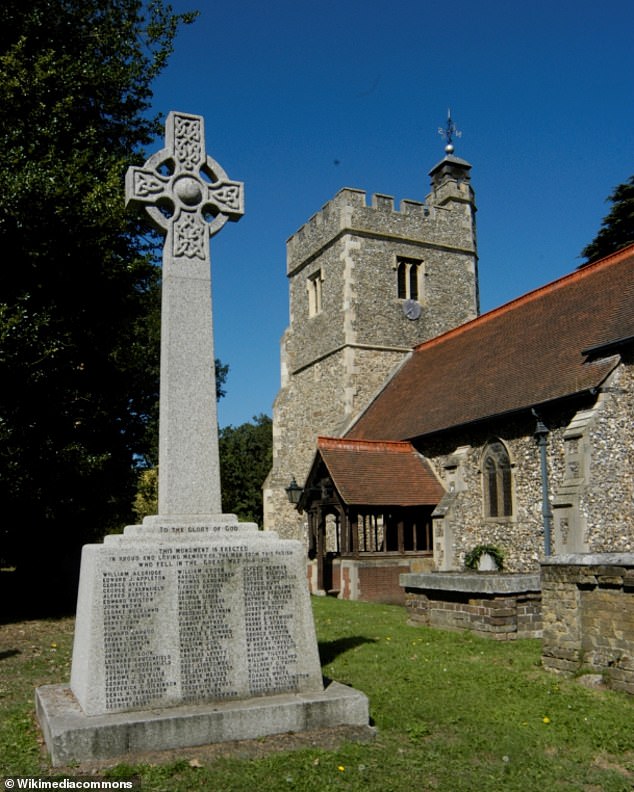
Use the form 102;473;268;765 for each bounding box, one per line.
263;136;479;543
346;243;634;584
264;132;634;605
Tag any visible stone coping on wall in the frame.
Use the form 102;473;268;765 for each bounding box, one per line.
541;552;634;567
400;572;541;595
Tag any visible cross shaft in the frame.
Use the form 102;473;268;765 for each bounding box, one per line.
125;111;244;517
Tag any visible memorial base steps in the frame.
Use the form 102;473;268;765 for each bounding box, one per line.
36;680;372;767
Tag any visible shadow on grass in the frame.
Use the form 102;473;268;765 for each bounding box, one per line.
0;649;21;661
0;569;77;624
318;636;377;666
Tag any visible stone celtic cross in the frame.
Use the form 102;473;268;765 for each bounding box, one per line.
126;111;244;518
126;111;244;254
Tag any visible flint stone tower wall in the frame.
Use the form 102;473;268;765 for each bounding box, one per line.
264;156;479;541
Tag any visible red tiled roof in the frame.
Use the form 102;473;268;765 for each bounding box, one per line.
315;436;445;506
347;244;634;442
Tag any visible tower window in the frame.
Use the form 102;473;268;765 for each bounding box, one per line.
308;270;323;316
482;441;513;518
397;257;422;301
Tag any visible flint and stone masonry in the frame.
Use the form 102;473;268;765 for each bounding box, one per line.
36;112;371;766
423;361;634;575
264;155;479;543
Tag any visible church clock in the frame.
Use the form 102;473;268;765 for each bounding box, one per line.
402;299;422;320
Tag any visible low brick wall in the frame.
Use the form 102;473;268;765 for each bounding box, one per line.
400;573;542;640
308;557;433;603
541;554;634;694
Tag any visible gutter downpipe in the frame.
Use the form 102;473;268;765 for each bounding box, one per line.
533;410;552;556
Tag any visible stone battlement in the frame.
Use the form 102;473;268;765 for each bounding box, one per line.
287;184;474;275
294;187;430;225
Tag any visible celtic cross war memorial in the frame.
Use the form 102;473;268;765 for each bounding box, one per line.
35;112;370;767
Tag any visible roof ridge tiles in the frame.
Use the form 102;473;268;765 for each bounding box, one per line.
317;436;414;454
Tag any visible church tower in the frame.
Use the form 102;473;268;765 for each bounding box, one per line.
263;131;479;540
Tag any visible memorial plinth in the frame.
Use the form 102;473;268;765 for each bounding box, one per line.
37;517;371;766
36;112;370;766
70;518;323;716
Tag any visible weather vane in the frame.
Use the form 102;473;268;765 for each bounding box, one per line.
438;109;461;154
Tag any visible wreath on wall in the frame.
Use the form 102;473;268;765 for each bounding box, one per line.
464;544;504;571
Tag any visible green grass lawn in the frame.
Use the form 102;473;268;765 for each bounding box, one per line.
1;596;633;790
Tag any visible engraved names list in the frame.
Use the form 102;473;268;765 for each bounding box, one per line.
99;542;309;711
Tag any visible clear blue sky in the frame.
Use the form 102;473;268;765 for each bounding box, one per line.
149;0;634;428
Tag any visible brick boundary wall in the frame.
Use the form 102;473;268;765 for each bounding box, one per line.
541;554;634;694
400;573;542;640
308;558;425;603
357;563;409;605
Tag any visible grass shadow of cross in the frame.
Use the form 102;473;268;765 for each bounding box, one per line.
318;636;377;666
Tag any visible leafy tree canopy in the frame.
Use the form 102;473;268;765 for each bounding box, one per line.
581;175;634;265
0;0;196;595
219;415;272;526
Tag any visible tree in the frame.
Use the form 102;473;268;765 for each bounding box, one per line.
219;415;273;525
581;175;634;265
215;358;229;402
0;0;196;606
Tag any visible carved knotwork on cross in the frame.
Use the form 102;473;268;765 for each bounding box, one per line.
125;111;244;259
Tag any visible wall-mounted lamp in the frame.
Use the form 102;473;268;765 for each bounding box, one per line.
285;476;303;506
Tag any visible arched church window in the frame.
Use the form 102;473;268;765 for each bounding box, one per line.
482;441;513;518
397;257;422;301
